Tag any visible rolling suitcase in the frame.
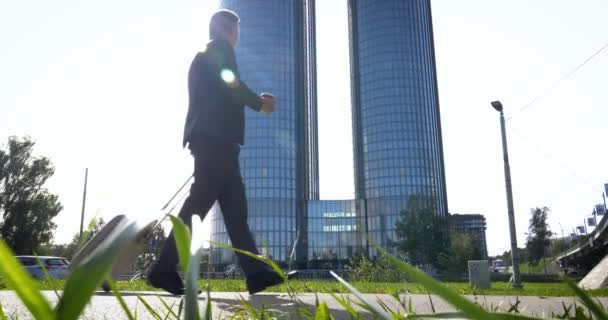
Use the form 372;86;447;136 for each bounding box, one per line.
69;176;192;292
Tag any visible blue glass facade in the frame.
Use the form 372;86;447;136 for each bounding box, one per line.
210;0;449;269
348;0;448;252
307;200;366;269
210;0;318;268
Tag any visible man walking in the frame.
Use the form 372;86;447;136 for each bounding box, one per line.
148;9;293;295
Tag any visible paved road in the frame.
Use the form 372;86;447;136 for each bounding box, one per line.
1;291;607;319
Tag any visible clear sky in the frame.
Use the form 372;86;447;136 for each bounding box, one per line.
1;1;607;256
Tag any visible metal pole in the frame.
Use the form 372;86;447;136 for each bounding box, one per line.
583;218;587;235
337;232;342;271
593;207;598;228
79;168;88;238
498;111;523;289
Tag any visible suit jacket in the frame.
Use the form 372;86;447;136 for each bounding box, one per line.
183;38;263;147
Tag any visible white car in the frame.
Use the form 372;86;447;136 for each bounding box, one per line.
16;256;70;280
491;259;508;273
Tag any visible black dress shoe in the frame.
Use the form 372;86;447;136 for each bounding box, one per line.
246;270;299;295
147;269;186;295
285;270;298;280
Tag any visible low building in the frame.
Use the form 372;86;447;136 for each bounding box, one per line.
449;213;488;259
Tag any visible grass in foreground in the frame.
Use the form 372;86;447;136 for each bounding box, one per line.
8;278;607;297
1;214;607;319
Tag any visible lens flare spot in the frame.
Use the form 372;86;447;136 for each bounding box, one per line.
221;69;236;85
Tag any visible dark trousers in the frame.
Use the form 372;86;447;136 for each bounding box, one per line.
156;137;269;276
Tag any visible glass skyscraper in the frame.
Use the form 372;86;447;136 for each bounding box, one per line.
210;0;448;269
348;0;448;252
210;0;318;268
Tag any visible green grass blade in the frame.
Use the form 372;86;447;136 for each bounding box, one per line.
177;298;184;319
407;313;467;319
329;293;362;320
107;277;135;320
407;313;539;320
239;295;260;318
376;297;403;318
201;287;212;320
137;295;162;320
184;215;207;320
184;247;204;320
564;277;608;320
56;220;141;320
408;296;414;314
407;313;465;319
351;300;386;318
209;241;286;281
134;299;139;319
167;215;192;274
157;296;179;319
374;245;493;320
0;240;54;319
330;271;393;319
0;301;8;320
163;301;177;320
314;302;334;320
491;314;546;320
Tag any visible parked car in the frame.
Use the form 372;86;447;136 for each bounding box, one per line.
490;259;508;273
16;256;70;279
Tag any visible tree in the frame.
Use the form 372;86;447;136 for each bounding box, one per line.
525;207;553;266
551;238;569;257
395;196;449;271
497;247;528;267
68;217;106;258
38;216;111;259
445;232;478;274
0;136;62;254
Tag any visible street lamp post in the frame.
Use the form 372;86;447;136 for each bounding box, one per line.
491;100;523;289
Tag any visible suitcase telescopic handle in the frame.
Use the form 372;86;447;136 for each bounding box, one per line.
161;174;193;211
151;174;194;230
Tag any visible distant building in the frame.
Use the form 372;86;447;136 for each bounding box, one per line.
449;214;488;259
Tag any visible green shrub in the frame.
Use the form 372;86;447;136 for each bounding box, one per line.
344;253;408;282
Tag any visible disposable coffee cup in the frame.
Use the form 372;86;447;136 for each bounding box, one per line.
261;92;275;99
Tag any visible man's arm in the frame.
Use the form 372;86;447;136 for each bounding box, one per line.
211;42;263;111
229;77;263;112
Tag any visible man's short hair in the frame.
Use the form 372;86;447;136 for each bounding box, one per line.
209;9;240;39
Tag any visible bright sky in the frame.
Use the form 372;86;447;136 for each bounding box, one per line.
1;1;607;257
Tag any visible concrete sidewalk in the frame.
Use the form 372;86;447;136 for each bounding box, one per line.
1;291;607;319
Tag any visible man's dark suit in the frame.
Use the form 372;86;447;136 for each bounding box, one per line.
155;38;270;277
183;39;262;146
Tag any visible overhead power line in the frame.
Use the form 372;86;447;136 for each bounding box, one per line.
507;39;608;121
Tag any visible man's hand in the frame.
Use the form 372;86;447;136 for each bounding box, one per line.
260;93;276;114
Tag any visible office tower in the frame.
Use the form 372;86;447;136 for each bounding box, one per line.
348;0;448;251
210;0;318;268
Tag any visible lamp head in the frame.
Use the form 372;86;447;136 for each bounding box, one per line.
491;101;503;112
